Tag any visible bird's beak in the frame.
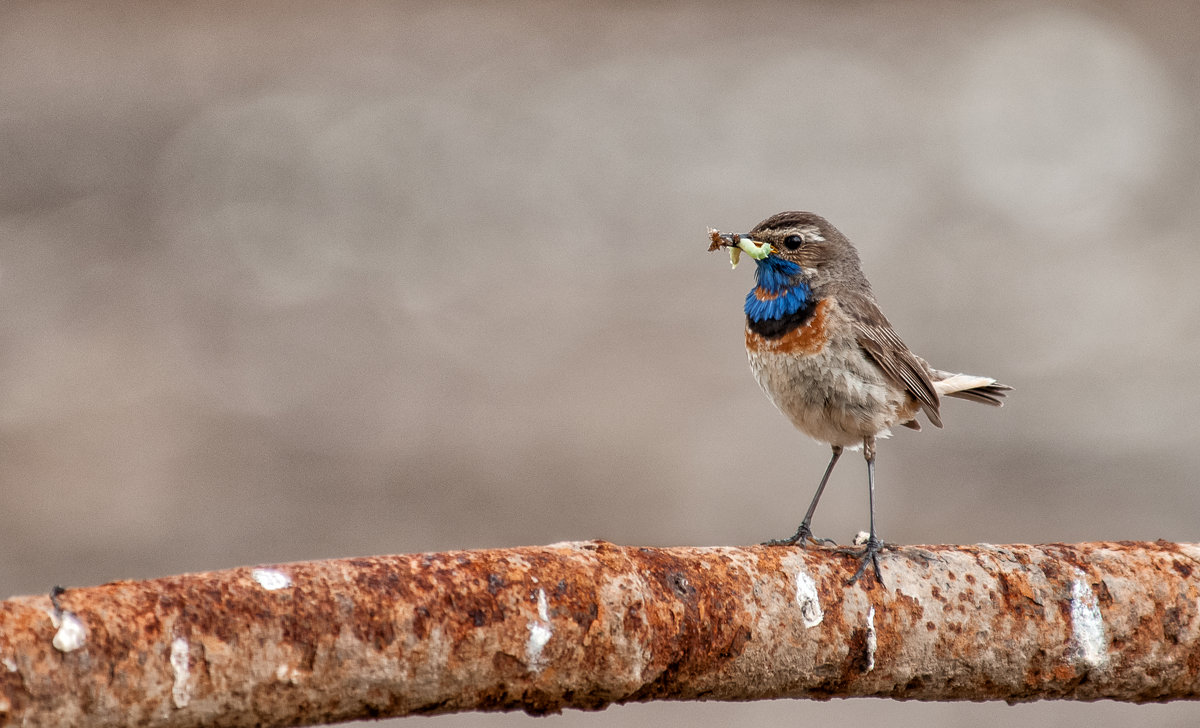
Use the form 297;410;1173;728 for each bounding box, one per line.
707;229;773;269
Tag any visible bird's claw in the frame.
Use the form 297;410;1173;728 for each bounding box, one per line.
846;536;886;586
762;524;835;548
762;536;798;547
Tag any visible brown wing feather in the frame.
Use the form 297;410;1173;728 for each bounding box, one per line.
843;294;944;428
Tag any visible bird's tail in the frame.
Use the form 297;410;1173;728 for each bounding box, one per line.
932;371;1011;406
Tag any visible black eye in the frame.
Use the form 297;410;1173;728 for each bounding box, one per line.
783;234;804;251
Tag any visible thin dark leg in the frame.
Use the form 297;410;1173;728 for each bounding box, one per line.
849;437;884;585
764;445;843;547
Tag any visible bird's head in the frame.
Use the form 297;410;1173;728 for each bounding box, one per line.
709;211;868;324
708;211;863;293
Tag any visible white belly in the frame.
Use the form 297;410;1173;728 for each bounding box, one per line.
747;342;912;448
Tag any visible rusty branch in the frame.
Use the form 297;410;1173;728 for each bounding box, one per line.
2;540;1199;726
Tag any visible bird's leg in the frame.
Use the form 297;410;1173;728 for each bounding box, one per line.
848;437;885;585
764;445;843;547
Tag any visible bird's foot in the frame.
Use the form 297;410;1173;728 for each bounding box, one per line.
844;535;887;586
762;523;836;548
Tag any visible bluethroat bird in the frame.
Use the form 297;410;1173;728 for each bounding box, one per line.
708;211;1010;585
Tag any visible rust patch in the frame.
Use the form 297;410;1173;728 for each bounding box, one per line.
623;547;757;701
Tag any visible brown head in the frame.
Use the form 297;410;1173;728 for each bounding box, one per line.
741;211;871;297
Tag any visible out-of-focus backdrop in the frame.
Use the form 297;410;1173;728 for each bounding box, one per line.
3;1;1199;725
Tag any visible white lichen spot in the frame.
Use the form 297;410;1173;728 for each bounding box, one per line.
793;568;824;628
1070;571;1108;668
275;663;302;684
51;612;86;653
170;637;191;708
527;623;552;662
2;655;17;672
865;605;877;672
252;568;292;591
525;588;553;670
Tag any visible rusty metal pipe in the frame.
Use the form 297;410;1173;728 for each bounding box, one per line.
2;540;1199;726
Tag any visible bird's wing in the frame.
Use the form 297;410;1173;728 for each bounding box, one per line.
844;295;943;428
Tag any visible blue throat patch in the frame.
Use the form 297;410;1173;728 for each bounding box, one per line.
744;256;808;322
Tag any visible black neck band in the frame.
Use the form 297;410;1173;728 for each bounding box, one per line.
746;298;819;339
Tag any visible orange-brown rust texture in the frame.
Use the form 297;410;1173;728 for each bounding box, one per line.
745;298;831;356
1;541;1199;727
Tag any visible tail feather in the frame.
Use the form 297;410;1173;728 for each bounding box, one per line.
933;372;1011;407
945;386;1009;406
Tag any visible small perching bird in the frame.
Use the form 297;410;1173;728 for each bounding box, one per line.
708;211;1010;585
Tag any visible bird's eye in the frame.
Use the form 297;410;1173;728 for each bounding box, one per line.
783;234;804;251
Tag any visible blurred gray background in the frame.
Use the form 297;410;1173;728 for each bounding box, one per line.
2;0;1198;725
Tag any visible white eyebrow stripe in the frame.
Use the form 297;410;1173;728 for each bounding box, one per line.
796;225;825;242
